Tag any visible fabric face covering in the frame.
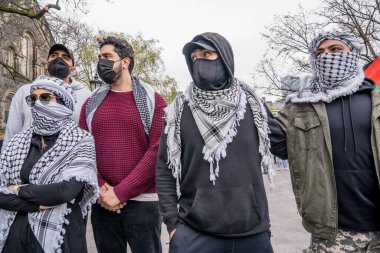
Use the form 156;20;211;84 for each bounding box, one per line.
47;57;71;79
286;31;365;104
192;58;230;91
314;51;360;89
97;59;123;84
32;101;73;135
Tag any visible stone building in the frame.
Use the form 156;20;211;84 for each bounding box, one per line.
0;0;54;138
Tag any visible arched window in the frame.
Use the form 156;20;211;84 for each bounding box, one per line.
21;33;34;78
3;94;13;124
6;47;16;69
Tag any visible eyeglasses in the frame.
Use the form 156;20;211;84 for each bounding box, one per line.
25;93;57;107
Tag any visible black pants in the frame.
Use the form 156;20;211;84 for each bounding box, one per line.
169;223;274;253
3;213;44;253
91;201;162;253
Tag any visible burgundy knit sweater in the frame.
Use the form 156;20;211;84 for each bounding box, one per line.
79;90;166;203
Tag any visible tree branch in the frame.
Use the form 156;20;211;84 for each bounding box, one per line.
0;60;31;82
0;2;61;19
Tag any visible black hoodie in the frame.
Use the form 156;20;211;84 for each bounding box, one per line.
326;79;380;231
156;33;270;237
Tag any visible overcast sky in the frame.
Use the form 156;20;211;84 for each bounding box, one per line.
85;0;319;91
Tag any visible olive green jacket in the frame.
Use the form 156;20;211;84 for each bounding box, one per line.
275;89;380;240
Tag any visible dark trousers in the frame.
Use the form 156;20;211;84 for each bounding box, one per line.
91;201;162;253
169;223;274;253
3;213;44;253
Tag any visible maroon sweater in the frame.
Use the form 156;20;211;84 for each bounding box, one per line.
79;91;166;203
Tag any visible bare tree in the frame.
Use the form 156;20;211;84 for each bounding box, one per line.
0;0;61;19
319;0;380;61
256;0;380;99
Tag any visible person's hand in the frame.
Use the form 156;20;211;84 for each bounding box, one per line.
169;229;176;241
100;183;122;211
98;184;126;213
7;185;16;192
39;205;55;211
97;184;108;206
114;202;126;214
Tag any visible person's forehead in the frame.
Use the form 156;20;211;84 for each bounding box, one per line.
191;48;216;55
50;49;69;56
100;44;117;53
32;88;52;94
317;39;348;49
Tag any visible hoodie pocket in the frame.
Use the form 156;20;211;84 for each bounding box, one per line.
186;186;262;235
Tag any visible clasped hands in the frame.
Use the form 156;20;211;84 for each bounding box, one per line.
97;183;126;214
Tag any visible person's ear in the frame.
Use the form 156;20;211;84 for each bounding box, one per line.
122;58;130;70
41;59;48;70
70;66;77;76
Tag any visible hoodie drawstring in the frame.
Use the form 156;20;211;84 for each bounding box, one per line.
341;96;358;154
342;97;347;151
348;96;358;155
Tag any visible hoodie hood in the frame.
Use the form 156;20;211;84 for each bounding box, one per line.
183;32;235;82
70;77;87;91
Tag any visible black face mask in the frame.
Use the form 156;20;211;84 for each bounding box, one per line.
47;57;71;79
97;59;123;84
192;58;230;91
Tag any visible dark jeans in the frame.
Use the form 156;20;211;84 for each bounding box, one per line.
169;223;274;253
91;201;162;253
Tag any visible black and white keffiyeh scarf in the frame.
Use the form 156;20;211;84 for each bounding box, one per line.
31;76;76;136
165;78;273;197
286;31;365;103
31;102;73;136
85;77;152;135
0;121;98;253
32;76;77;110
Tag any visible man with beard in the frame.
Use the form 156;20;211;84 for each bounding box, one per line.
272;31;380;252
156;32;275;253
2;44;91;151
79;36;166;253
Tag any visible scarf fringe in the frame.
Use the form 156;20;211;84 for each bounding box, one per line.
245;86;274;191
52;206;72;253
202;91;247;185
165;80;274;197
286;63;365;104
62;176;99;218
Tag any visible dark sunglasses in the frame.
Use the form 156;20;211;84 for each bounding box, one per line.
25;93;58;107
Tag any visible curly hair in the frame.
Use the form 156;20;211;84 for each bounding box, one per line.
98;36;135;74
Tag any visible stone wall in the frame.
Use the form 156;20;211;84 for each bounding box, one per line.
0;0;54;135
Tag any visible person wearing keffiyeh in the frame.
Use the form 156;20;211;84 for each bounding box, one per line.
79;36;166;253
156;32;276;253
272;31;380;252
0;76;98;253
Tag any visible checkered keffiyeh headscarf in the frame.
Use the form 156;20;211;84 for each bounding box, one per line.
30;76;75;136
31;76;76;110
165;78;273;197
286;31;365;103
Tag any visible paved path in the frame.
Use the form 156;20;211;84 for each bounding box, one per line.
87;167;310;253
